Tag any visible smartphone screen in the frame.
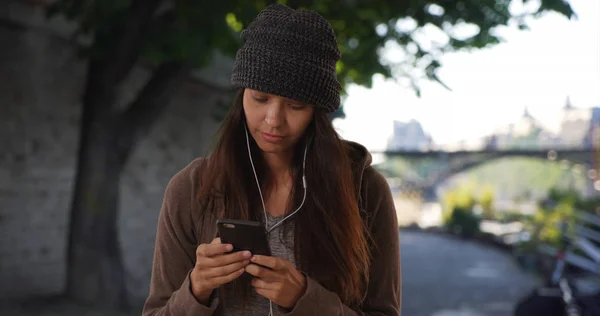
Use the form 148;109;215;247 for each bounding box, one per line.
216;219;271;256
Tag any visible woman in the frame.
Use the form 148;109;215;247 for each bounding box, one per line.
142;4;401;316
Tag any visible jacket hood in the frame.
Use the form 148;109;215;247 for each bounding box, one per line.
345;140;372;171
343;140;373;201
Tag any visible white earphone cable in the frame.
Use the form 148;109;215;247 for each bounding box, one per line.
244;127;307;234
244;126;308;316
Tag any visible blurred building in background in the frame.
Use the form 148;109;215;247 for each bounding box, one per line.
385;97;600;152
386;119;434;151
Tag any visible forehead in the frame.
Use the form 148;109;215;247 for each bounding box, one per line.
248;89;306;104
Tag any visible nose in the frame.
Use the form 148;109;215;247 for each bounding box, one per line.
265;103;285;128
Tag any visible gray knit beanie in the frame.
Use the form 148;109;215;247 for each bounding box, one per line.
231;4;342;113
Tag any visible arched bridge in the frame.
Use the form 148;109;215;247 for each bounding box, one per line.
372;148;599;198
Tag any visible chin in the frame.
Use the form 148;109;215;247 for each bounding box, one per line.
256;142;287;154
254;139;292;154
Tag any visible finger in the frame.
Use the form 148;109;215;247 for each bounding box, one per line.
209;267;245;286
205;259;250;278
251;277;279;290
197;242;233;258
200;250;252;268
211;238;222;244
245;263;279;280
251;255;287;270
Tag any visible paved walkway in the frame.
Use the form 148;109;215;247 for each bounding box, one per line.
0;230;540;316
400;229;540;316
0;299;136;316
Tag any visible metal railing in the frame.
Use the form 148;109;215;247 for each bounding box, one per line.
535;210;600;316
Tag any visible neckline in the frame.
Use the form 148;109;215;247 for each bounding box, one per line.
265;212;286;220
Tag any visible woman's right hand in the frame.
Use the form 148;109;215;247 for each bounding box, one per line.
190;238;252;303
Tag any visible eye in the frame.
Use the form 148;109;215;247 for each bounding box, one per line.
288;103;306;110
253;96;268;103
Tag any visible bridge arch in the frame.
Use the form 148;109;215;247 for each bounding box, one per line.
377;148;597;201
427;152;594;189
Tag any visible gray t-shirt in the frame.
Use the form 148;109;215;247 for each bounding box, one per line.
221;213;296;315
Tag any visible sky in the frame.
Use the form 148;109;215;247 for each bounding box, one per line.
333;0;600;151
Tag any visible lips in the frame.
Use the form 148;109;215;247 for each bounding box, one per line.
261;132;284;143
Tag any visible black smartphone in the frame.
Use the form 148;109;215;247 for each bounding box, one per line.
216;219;271;256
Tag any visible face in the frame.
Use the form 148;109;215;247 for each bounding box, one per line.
243;89;314;154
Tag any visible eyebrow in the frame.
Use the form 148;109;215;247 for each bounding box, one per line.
254;92;306;105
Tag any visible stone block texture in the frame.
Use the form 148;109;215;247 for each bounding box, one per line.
0;16;229;301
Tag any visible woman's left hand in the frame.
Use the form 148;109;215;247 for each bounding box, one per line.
244;255;307;308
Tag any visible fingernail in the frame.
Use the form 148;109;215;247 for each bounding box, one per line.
239;269;245;274
250;256;256;261
243;251;251;258
226;244;233;251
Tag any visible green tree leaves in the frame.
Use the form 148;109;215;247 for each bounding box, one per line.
47;0;575;93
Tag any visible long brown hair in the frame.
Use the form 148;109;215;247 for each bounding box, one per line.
197;89;371;307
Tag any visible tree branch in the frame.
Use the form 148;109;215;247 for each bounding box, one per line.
137;58;236;95
101;0;164;85
113;62;189;166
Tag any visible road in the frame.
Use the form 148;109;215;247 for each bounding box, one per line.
400;229;540;316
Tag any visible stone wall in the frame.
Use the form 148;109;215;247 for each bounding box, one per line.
0;1;231;301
